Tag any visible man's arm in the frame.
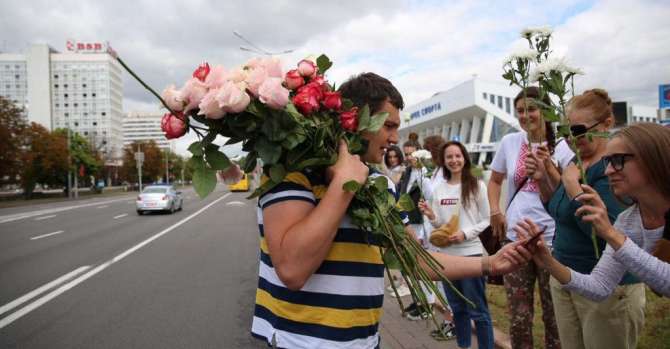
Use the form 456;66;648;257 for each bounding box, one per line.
263;142;368;290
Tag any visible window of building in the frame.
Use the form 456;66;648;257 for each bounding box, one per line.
15;74;20;79
483;92;487;99
93;121;97;126
505;97;511;113
489;94;495;104
74;122;78;126
83;93;87;97
65;112;69;117
64;93;68;98
55;84;59;88
74;103;78;107
64;103;69;107
84;131;88;136
56;103;60;107
498;96;503;108
101;112;106;116
64;84;68;88
54;74;59;79
92;93;96;97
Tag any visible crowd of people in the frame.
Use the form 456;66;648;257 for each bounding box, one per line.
381;87;670;349
252;71;669;349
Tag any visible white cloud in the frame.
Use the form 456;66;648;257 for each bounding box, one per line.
2;0;668;157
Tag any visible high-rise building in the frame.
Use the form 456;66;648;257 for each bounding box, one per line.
0;42;123;160
123;111;174;152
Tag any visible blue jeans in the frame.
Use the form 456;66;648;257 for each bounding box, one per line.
442;276;494;349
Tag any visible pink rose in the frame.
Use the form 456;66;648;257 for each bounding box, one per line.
204;65;228;89
161;84;184;112
258;77;290;110
323;91;342;110
228;67;248;84
292;91;320;115
220;164;243;185
180;78;209;113
216;82;251;113
261;57;283;78
245;57;263;70
198;88;226;119
192;62;210;82
161;112;187;139
246;67;268;96
339;107;359;132
297;59;317;77
284;69;304;90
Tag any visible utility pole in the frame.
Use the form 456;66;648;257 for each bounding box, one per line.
67;127;72;199
135;143;144;192
165;147;169;185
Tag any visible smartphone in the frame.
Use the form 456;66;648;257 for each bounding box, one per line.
522;223;546;248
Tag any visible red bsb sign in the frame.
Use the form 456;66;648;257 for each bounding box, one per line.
66;40;107;53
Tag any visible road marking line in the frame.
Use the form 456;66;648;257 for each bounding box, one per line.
113;214;128;219
34;215;56;221
0;192;231;330
30;231;65;240
0;197;132;224
0;266;90;317
226;201;246;207
96;205;109;209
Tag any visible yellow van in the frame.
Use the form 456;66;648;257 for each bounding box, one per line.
227;173;250;192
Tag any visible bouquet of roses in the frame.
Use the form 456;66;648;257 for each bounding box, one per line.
112;51;472;327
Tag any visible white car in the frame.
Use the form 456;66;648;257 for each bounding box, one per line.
136;185;183;215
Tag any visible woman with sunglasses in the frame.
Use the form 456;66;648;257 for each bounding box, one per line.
516;123;670;348
524;89;645;349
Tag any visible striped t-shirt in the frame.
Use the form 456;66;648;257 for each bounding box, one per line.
251;171;405;349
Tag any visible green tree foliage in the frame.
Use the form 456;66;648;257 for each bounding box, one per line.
120;140;165;184
0;96;27;185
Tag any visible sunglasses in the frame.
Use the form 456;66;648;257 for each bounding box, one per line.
570;120;603;138
602;153;635;171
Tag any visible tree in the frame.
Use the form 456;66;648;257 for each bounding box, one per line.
120;141;165;184
18;123;69;197
52;129;103;187
0;96;27;185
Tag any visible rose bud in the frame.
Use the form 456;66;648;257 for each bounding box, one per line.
311;75;330;91
339;107;359;132
292;91;320;115
220;164;244;185
161;112;187;139
284;69;304;90
323;91;342;110
192;62;211;82
297;59;317;77
161;84;184;112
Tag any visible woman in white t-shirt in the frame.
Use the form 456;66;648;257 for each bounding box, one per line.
487;87;573;349
419;141;493;349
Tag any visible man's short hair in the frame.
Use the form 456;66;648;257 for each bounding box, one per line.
338;72;404;114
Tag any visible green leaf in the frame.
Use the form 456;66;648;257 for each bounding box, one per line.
242;152;258;173
373;176;389;192
255;137;281;165
188;141;203;156
343;180;362;193
192;161;217;198
281;131;306;150
543;108;560;123
357;104;371;131
204;145;232;170
396;193;416;212
341;99;354;110
557;124;571;138
382;249;401;270
367;111;389;133
269;164;286;183
316;54;333;75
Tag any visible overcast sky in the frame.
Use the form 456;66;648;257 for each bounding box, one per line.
2;0;669;156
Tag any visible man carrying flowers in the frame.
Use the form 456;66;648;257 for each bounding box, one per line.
251;72;532;349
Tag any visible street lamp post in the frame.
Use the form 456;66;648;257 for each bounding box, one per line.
135;143;144;192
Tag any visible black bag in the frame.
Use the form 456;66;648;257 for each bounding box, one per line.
478;177;529;285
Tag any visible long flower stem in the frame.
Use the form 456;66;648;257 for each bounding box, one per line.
569;138;600;258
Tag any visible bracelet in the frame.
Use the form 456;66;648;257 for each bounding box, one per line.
481;255;491;276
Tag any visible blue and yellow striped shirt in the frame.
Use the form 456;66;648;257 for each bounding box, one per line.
251;171;403;348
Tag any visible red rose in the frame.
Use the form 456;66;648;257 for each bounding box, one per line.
284;69;304;90
192;62;210;82
311;75;330;92
297;81;324;101
323;91;342;110
339;107;359;132
161;112;187;139
292;91;320;115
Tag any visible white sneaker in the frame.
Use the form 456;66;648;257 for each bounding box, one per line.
389;284;411;297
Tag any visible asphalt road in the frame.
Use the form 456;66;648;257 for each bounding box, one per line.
0;185;264;348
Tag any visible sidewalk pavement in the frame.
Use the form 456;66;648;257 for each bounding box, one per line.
379;276;511;349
